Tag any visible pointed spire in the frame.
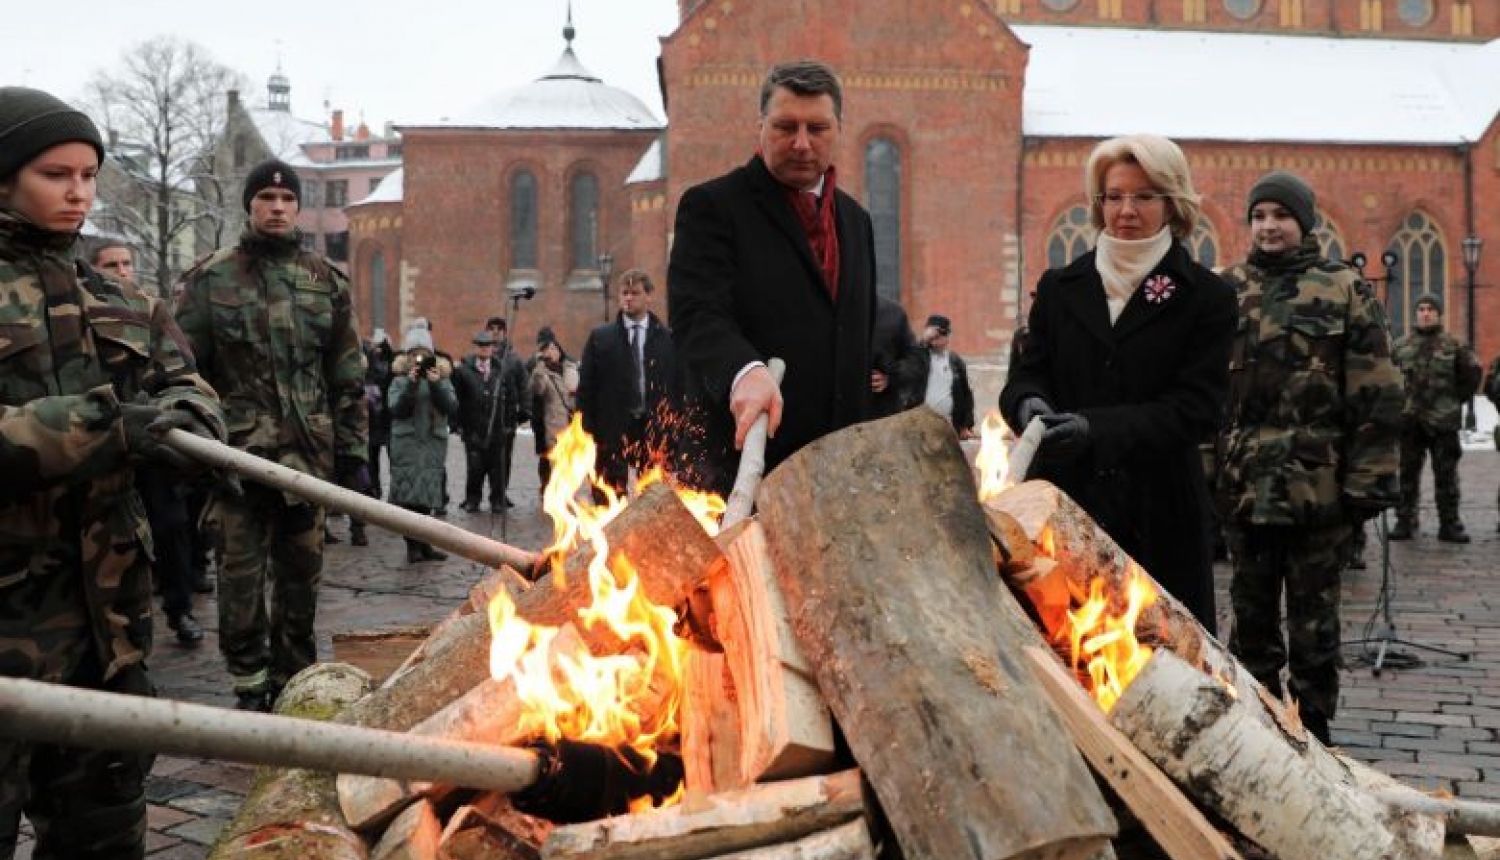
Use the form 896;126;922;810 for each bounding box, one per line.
563;0;576;46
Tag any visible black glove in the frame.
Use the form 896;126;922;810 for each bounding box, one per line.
1015;396;1055;429
120;404;200;473
1036;412;1091;465
336;454;371;494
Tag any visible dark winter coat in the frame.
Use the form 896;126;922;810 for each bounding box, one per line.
576;311;680;453
909;347;975;432
388;352;457;509
451;348;528;447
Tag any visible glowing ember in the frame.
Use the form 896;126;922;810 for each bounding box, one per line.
974;411;1014;501
1056;563;1158;713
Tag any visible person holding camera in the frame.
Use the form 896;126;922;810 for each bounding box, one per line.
389;327;458;563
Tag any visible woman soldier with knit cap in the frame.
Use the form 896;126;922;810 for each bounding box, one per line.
0;87;226;858
1215;170;1402;744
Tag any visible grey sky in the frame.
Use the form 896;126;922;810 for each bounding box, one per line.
6;0;678;129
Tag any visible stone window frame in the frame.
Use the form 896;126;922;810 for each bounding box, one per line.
1312;212;1346;263
1045;202;1095;270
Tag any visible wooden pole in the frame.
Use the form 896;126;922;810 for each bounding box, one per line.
163;429;538;572
723;357;786;529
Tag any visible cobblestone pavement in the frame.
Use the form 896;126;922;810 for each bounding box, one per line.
12;436;1500;857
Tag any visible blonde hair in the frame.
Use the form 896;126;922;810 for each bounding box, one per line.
1085;134;1201;240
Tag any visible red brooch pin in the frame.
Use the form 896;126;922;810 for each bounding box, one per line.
1143;274;1176;304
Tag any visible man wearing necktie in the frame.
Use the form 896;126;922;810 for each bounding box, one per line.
668;59;876;495
577;269;680;499
453;328;529;512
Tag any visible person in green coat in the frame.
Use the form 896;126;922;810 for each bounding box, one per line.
388;326;458;563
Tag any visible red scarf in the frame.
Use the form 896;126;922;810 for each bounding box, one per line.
783;164;841;300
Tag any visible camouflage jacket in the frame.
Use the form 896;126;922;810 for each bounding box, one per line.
0;212;226;682
1391;326;1482;432
1216;242;1402;526
175;228;367;481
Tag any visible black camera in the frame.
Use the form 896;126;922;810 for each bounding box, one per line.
413;353;436;374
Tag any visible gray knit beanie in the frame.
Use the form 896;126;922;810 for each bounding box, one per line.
1415;293;1443;315
0;87;104;182
1247;170;1316;235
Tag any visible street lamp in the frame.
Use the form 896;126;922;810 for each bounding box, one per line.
1349;250;1401;314
1461;236;1483;432
598;251;614;322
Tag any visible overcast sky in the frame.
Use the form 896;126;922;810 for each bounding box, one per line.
6;0;679;129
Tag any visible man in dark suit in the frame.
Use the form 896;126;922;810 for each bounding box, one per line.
668;59;876;494
577;269;680;497
870;297;920;419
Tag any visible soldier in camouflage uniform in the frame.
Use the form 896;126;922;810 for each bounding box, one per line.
1487;354;1500;532
0;87;226;860
175;159;368;712
1388;294;1482;543
1216;171;1402;745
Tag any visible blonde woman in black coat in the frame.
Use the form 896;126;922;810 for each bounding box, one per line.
1000;134;1236;631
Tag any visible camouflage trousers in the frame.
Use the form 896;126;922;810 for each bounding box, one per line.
1226;521;1351;721
211;483;326;694
0;657;153;860
1398;424;1464;527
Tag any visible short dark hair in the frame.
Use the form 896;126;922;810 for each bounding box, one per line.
486;316;507;331
88;238;133;264
759;60;843;121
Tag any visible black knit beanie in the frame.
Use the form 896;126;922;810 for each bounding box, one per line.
1415;293;1444;315
1247;171;1316;235
0;87;104;182
242;158;302;211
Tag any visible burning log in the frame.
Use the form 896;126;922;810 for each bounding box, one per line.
681;650;746;794
711;519;834;783
207;663;373;860
372;799;443;860
698;818;874;860
755;407;1117;860
438;796;552;860
540;768;867;860
384;565;532;692
1111;647;1444;860
336;482;725;734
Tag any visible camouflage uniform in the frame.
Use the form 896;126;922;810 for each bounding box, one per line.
1390;323;1482;538
0;212;225;858
1487;355;1500;530
1216;237;1402;727
174;228;366;701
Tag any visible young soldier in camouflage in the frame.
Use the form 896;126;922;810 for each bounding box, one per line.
1388;294;1483;542
174;159;368;712
1216;171;1402;745
0;86;226;859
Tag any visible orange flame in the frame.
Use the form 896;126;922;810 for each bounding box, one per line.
975;411;1014;501
1056;562;1158;713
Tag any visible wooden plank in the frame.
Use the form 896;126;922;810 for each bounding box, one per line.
371;799;442;860
680;649;746;795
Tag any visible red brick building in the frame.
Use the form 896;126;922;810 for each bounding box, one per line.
350;1;1500;376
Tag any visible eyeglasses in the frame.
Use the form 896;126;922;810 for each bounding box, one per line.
1096;191;1168;208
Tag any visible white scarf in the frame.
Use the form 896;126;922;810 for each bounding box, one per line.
1094;227;1173;324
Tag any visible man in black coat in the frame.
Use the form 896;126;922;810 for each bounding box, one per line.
668;59;876;494
911;314;976;438
452;329;528;512
870;297;920;419
577;269;680;497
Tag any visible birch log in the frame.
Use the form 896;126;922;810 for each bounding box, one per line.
699;818;874;860
756;407;1116;860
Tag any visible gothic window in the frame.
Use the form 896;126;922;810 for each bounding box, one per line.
1045;204;1095;269
1312;213;1345;262
370;251;387;330
569;171;599;271
864;137;902;302
1397;0;1433;26
1223;0;1261;19
1041;0;1079;10
1188;220;1219;270
510;170;538;270
1386;211;1446;338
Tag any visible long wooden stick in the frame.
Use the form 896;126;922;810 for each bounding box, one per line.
0;675;541;794
723;357;786;529
164;429;538;572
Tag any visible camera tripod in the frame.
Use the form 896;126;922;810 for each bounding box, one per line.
1344;510;1470;676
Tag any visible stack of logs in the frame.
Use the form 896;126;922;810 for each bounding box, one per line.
208;408;1500;860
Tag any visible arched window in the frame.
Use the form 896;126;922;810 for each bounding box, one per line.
569;171;599;271
369;251;387;330
510;170;538;270
1046;204;1095;269
864;137;902;302
1188;220;1219;270
1386;211;1447;338
1312;213;1345;262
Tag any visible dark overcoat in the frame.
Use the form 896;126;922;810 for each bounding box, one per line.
575;310;680;453
1000;243;1236;628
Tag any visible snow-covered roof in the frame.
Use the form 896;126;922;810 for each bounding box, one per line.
1014;25;1500;145
350;167;403;207
248;107;328;164
413;46;662;132
626;138;663;184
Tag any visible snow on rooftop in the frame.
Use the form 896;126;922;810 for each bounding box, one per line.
1013;25;1500;145
350;167;403;207
626;138;663;184
249;107;328;163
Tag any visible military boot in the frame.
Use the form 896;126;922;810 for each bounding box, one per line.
1438;522;1471;543
1387;519;1415;540
166;612;204;647
406;539;425;564
350;521;369;547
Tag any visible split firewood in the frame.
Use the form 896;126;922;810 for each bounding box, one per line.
698;818;874;860
207;663;374;860
372;799;442;860
710;519;834;783
540;768;866;860
337;482;725;734
756;407;1117;860
681;649;746;794
384;565;532;691
1111;647;1444;860
1022;646;1243;860
439;795;552;860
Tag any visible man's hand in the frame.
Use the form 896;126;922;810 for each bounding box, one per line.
870;369;889;394
730;365;783;450
121;404;200;472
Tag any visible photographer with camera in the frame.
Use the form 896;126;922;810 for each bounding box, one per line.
388;326;458;563
453;319;528;513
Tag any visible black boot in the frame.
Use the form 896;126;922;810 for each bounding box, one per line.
1387;519;1414;540
1438;522;1471;543
350;522;368;547
167;612;204;646
235;689;273;712
324;526;341;545
406;540;425;564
